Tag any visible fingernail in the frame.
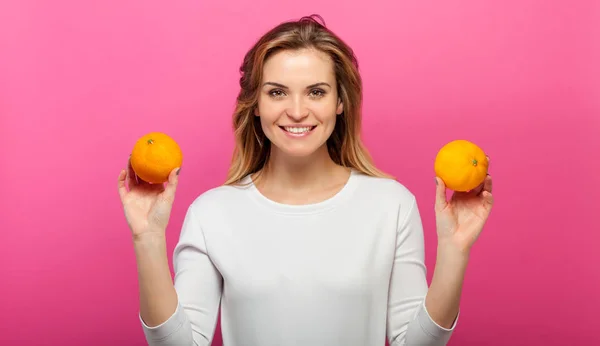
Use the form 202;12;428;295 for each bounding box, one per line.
176;168;181;175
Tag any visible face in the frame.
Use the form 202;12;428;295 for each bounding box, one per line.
255;48;344;159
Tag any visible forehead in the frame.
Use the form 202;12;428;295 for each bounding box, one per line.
262;48;336;83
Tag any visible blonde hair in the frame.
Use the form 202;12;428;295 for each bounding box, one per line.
224;15;392;185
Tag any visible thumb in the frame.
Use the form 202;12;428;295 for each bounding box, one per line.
434;177;448;212
162;167;181;202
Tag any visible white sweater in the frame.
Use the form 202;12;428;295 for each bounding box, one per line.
140;170;457;346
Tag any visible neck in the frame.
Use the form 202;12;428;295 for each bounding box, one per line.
257;145;346;192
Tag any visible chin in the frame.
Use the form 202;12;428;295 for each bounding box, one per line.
272;143;324;159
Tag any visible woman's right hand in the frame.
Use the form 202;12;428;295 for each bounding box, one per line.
118;158;181;240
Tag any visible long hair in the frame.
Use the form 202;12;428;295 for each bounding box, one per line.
224;14;392;185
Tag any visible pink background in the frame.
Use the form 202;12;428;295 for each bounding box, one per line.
1;0;599;345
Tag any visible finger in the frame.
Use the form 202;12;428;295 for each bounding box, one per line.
126;157;138;188
481;190;494;210
434;177;448;211
469;173;491;197
483;174;493;194
471;183;485;196
118;169;128;200
161;167;181;203
150;181;166;192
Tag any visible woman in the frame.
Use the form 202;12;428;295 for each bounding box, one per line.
118;15;493;346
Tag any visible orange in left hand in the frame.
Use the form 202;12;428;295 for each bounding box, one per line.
434;139;489;192
130;132;183;184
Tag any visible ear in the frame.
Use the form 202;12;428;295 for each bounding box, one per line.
254;107;259;117
336;98;343;115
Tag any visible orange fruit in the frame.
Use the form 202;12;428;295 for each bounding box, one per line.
434;139;488;192
130;132;183;184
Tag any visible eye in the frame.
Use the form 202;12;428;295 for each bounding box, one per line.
309;89;326;98
268;89;286;98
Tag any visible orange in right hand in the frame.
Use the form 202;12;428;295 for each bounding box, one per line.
434;139;489;192
130;132;183;184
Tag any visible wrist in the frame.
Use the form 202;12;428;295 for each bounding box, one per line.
437;237;471;259
132;232;168;252
435;242;470;273
133;233;170;272
132;229;166;243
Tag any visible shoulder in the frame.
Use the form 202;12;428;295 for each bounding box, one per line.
353;172;417;205
351;172;421;228
187;182;252;216
177;182;255;240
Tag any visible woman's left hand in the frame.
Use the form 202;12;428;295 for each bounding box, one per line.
434;167;494;255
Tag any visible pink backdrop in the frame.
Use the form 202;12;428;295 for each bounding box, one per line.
1;1;599;345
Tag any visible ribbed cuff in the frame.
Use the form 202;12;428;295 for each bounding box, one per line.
416;301;458;342
140;303;187;341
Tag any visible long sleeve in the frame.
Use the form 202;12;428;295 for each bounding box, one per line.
386;196;457;346
140;204;223;346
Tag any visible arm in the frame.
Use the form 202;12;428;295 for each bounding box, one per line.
386;196;458;346
139;205;223;346
425;174;494;329
425;243;468;329
134;233;179;328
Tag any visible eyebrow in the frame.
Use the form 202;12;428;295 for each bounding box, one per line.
262;82;331;89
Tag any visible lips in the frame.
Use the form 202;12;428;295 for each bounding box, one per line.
281;126;315;134
278;125;317;138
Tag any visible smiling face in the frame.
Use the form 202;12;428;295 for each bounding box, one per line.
255;48;344;159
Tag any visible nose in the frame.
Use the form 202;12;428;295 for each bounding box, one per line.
285;95;309;121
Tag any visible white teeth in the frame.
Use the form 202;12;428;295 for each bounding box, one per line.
284;126;312;134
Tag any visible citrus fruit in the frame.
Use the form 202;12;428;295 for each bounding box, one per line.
434;139;488;192
130;132;183;184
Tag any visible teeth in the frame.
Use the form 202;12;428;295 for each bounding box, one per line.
284;126;312;134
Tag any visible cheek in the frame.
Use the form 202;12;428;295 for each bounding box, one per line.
324;116;337;135
314;104;339;125
257;100;282;122
258;116;272;135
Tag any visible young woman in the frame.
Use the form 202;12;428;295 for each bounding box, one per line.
118;15;494;346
